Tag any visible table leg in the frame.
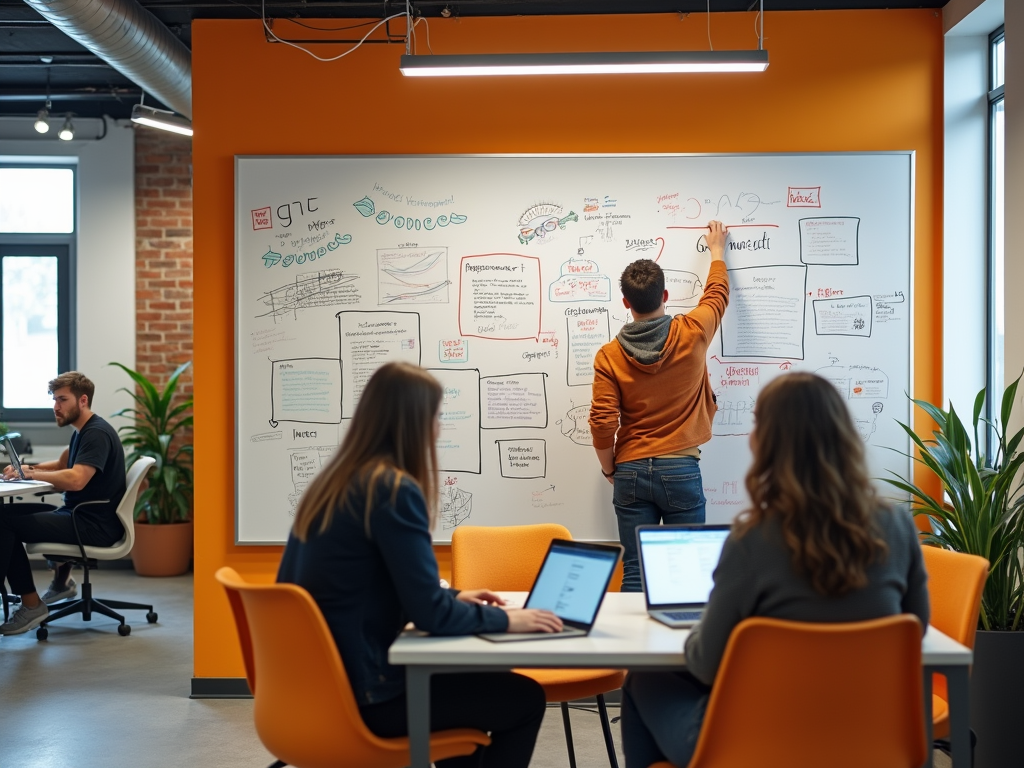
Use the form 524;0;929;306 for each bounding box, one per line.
943;665;971;768
922;670;934;768
406;666;433;768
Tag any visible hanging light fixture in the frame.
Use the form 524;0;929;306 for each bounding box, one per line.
399;0;767;77
58;115;74;141
400;50;768;77
130;103;193;137
35;72;52;133
34;107;50;134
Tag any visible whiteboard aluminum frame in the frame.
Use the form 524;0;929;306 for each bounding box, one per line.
234;151;916;545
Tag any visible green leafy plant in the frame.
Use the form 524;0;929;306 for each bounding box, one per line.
111;361;193;525
886;374;1024;631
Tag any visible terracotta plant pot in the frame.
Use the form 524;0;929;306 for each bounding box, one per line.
132;520;193;577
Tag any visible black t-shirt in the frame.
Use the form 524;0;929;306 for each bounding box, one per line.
64;414;127;539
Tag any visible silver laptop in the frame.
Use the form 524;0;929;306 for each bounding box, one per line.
637;524;731;628
1;432;26;479
478;539;622;642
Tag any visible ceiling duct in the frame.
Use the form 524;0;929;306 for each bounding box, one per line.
21;0;191;118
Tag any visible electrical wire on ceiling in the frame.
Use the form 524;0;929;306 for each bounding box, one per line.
261;0;408;63
411;15;433;55
707;0;713;51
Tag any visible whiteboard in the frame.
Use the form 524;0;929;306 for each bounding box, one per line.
235;154;913;544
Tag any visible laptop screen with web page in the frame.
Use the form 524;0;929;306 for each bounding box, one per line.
639;527;730;607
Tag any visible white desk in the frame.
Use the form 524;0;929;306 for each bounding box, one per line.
390;592;973;768
0;480;54;499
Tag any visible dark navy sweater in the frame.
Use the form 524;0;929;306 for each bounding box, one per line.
277;473;509;705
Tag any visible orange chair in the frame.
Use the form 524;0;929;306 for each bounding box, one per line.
451;524;625;768
647;615;927;768
921;545;989;740
215;567;490;768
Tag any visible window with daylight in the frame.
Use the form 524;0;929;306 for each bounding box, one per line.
0;165;74;420
988;28;1005;428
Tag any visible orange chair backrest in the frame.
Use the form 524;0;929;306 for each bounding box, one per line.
222;582;257;694
451;524;572;591
922;545;989;649
215;567;410;768
687;615;927;768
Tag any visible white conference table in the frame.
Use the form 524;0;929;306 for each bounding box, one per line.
390;592;973;768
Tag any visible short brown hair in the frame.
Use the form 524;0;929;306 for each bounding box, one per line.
620;260;665;314
48;371;95;407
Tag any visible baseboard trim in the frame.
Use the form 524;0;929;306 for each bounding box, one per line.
190;677;253;698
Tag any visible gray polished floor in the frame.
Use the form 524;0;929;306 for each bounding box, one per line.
0;569;951;768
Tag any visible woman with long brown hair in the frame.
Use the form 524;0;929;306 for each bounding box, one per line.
277;362;561;768
620;372;930;768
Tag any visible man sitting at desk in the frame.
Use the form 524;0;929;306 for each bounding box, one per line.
0;371;125;636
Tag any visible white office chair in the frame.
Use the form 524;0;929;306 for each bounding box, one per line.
26;455;158;640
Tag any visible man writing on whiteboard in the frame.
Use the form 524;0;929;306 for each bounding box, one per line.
589;221;729;592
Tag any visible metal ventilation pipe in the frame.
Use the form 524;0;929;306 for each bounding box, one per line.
21;0;192;118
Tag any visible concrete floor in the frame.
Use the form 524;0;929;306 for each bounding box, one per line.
0;570;952;768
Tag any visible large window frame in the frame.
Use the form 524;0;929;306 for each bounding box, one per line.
988;27;1005;440
0;163;77;421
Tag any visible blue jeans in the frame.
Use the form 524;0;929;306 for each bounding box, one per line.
621;670;710;768
613;457;706;592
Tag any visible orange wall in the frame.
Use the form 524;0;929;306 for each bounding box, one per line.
192;9;943;678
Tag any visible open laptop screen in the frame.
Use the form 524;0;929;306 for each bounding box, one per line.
524;542;620;625
639;527;731;607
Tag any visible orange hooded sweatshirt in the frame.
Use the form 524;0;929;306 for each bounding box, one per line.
589;261;729;464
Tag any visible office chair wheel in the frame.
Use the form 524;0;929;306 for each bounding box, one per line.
118;624;131;637
146;611;158;623
36;626;48;640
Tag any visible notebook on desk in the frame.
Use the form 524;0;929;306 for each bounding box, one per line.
637;524;731;628
477;539;621;643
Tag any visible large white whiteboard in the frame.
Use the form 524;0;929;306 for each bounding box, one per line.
235;154;913;544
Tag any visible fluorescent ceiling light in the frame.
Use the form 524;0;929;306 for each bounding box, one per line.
400;50;768;77
131;103;193;137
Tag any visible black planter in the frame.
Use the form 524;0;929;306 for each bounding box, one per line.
970;630;1024;767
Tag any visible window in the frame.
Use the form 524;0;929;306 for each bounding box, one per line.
989;28;1005;430
0;165;75;420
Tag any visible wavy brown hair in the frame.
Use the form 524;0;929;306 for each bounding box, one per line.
292;362;443;541
735;372;888;596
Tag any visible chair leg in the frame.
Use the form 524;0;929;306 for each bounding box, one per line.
560;702;577;768
596;694;620;768
97;598;154;612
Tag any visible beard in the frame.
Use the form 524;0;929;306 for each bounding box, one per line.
55;402;80;427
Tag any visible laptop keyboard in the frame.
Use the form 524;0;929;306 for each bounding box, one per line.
663;611;702;621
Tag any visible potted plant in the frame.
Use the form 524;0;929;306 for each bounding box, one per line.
886;375;1024;768
111;361;194;577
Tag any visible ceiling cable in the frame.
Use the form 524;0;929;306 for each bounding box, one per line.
261;0;406;64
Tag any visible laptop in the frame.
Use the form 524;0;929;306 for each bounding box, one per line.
478;539;622;642
637;524;731;628
1;432;27;480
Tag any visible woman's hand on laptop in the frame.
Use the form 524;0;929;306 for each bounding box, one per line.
505;609;564;634
456;589;507;607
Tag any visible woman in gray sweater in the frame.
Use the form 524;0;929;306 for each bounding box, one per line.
620;372;930;768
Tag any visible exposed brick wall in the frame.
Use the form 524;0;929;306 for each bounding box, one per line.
134;129;193;446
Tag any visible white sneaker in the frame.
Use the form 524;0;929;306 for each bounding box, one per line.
0;602;48;635
41;577;77;605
